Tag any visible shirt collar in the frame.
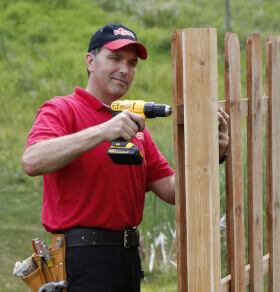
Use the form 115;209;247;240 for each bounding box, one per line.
74;87;110;111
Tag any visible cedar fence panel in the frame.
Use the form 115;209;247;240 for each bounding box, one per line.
172;29;280;291
224;32;246;292
266;36;280;292
171;29;187;292
247;33;264;292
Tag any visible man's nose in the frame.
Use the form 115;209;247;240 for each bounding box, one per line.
119;61;129;74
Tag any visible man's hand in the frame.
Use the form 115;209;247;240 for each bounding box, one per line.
218;107;229;160
99;110;145;142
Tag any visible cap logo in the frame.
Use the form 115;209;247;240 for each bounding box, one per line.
114;28;135;39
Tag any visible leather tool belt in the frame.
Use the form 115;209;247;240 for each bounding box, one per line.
55;227;140;248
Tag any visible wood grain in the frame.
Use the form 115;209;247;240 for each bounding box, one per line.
246;33;263;292
266;36;280;292
224;32;246;292
183;28;220;292
171;29;187;292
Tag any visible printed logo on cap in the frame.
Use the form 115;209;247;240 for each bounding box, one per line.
114;28;135;39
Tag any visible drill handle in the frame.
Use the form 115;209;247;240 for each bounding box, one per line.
112;138;128;147
111;108;141;133
111;111;120;117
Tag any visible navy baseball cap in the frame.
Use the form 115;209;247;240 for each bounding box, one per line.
88;24;147;60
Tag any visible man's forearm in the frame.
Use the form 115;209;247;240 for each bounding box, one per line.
22;125;104;176
22;111;146;176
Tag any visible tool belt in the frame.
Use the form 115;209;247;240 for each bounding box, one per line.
17;228;139;291
55;227;140;248
20;234;67;292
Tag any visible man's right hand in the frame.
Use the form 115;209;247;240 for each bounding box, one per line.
99;110;145;142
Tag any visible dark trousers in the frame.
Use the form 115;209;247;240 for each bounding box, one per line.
66;245;142;292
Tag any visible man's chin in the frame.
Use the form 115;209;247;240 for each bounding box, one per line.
110;88;129;99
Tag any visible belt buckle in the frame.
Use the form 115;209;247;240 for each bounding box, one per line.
124;229;131;248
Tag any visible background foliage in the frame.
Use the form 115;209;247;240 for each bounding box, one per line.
1;0;279;290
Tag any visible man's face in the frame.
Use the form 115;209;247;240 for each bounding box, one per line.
89;45;138;103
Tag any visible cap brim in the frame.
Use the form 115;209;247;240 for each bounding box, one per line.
104;39;147;60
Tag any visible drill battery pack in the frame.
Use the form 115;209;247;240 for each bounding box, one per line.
107;139;144;165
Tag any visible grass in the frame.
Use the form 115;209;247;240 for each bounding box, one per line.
142;269;177;292
1;184;46;291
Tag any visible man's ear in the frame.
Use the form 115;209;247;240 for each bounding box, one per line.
86;53;95;74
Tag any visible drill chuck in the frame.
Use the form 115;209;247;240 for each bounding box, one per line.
144;102;172;118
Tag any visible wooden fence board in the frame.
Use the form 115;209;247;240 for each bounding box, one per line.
221;254;270;291
224;32;246;292
171;29;187;292
266;36;280;292
183;28;220;291
246;33;264;292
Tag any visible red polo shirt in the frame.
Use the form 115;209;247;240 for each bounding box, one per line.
26;88;174;232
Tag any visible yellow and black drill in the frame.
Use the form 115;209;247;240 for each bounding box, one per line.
107;100;172;165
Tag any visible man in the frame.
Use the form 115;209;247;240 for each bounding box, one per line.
22;24;229;291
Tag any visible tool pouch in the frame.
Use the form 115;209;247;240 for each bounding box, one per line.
22;258;46;292
21;234;67;292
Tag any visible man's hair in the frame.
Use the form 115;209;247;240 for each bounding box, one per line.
87;46;102;77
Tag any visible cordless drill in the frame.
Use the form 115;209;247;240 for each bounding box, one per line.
107;100;172;165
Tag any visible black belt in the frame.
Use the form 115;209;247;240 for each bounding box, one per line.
54;227;140;248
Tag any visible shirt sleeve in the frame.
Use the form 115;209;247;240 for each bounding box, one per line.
144;129;174;185
26;98;72;148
